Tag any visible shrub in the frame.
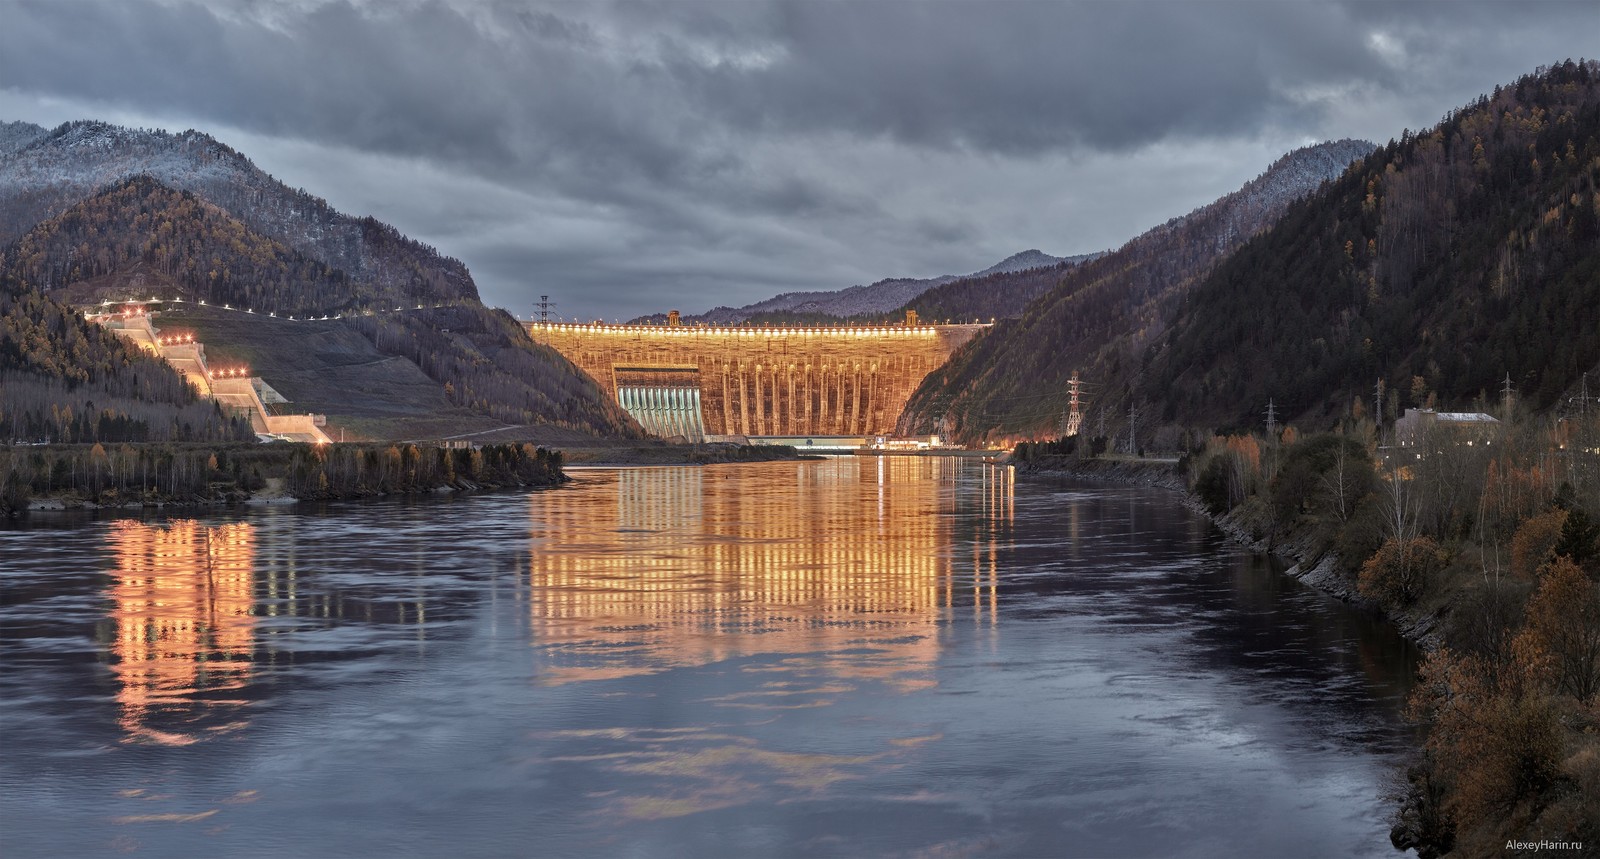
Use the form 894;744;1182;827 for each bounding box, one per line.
1359;536;1449;609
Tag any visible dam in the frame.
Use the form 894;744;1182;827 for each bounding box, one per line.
529;319;987;441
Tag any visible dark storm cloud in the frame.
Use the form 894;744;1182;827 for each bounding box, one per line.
5;1;1367;164
1;0;1593;319
673;1;1371;153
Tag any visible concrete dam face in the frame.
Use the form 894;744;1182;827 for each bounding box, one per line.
530;322;987;441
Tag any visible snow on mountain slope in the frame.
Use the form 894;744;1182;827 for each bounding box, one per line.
0;121;47;155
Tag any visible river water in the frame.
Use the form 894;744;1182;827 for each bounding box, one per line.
0;457;1418;858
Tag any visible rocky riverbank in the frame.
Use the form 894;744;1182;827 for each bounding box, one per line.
1204;503;1444;649
1015;453;1439;647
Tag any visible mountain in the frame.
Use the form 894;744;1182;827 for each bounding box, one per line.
0;122;641;442
973;249;1076;277
5;176;361;316
671;249;1095;325
898;138;1376;442
1141;60;1600;430
0;120;474;309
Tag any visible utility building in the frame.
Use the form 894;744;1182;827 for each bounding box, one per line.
1394;408;1500;449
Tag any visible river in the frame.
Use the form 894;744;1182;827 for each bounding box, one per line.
0;457;1419;857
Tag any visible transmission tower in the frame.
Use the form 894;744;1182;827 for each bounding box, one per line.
1501;372;1515;418
1064;372;1084;437
1265;399;1278;439
1571;372;1596;419
536;295;555;324
1374;378;1385;444
1127;402;1138;455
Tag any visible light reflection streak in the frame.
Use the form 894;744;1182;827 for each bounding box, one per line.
107;520;256;744
527;458;1016;686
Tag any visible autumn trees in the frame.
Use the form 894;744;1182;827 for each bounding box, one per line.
1385;416;1600;852
1403;550;1600;854
1517;557;1600;701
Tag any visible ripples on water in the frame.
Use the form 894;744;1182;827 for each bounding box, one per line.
0;457;1417;857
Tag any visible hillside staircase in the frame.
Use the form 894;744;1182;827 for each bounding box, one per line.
88;306;332;443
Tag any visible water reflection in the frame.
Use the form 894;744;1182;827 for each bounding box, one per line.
107;520;256;745
96;511;462;746
0;460;1420;858
529;459;1016;685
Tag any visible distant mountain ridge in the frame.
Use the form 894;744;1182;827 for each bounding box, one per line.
0;120;476;309
669;249;1097;325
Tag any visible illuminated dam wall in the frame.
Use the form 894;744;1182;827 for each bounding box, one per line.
530;322;988;438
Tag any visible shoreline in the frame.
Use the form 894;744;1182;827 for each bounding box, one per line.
557;443;811;467
5;442;814;515
2;440;566;517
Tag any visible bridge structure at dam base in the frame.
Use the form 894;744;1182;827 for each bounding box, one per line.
530;321;988;441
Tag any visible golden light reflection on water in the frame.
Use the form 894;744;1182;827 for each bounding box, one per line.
107;520;257;745
528;458;1015;687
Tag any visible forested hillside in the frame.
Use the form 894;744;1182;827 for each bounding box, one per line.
4;176;365;316
898;138;1374;442
345;305;639;435
1144;60;1600;430
0;120;476;307
0;273;249;443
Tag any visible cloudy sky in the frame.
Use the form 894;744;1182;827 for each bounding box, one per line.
1;1;1594;321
